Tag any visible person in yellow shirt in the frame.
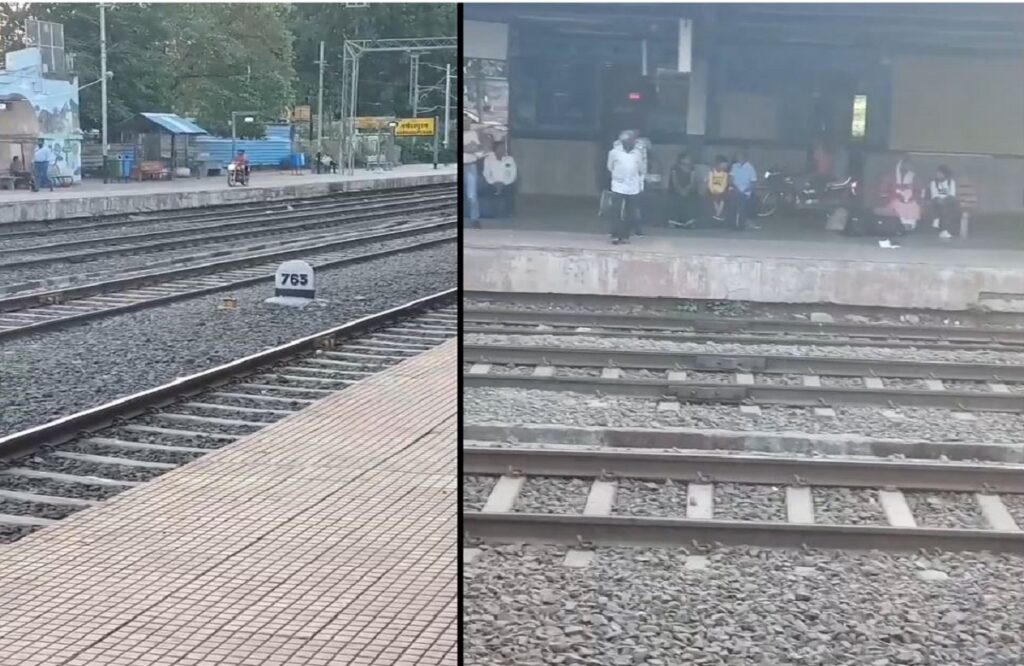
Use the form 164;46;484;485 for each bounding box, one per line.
705;154;730;222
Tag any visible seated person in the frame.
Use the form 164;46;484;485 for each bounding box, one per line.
481;142;517;218
705;155;731;223
927;165;960;240
879;155;921;232
667;152;698;228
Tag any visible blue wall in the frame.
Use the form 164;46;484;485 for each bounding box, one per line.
194;123;294;168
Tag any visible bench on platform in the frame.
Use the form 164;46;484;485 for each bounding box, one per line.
51;174;73;188
137;161;171;181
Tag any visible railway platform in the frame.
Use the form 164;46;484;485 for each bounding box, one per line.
0;164;456;224
0;341;457;666
464;220;1024;311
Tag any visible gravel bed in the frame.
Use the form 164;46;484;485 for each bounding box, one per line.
685;370;732;384
611;479;689;517
513;477;590;514
464;332;1024;366
713;483;786;521
16;455;170;483
621;368;668;380
755;373;805;386
486;364;537;376
820;375;869;388
0;473;123;500
0;243;455;435
559;366;605;378
0;497;79;520
0;215;452;286
191;394;311;412
942;380;989;393
464;387;1024;444
60;440;205;466
813;487;888;526
0;525;40;544
464;475;497;512
1005;383;1024;394
904;491;987;529
464;543;1024;665
463;295;1016;329
884;377;926;391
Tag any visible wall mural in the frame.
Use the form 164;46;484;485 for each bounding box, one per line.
0;48;83;181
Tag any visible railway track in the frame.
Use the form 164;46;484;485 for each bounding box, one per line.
463;305;1024;350
463;445;1024;554
463;342;1024;412
0;216;455;340
0;188;454;283
0;185;444;242
0;290;456;544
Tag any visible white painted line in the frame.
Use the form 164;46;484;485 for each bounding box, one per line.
667;370;688;382
924;379;945;392
482;476;525;513
735;373;755;385
879;489;917;527
864;377;885;389
977;494;1021;532
584;480;617;516
786;486;815;524
533;365;555;378
468;363;491;375
687;483;713;520
802;375;821;388
601;367;622;380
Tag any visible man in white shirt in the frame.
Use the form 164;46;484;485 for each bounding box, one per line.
32;139;54;193
605;130;645;244
482;141;517;219
463;117;484;228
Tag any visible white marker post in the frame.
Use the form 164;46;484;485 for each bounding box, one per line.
267;260;316;307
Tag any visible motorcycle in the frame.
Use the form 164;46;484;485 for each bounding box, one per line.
754;167;858;218
226;162;250;187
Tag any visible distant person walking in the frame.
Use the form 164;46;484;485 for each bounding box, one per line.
605;130;645;244
32;139;54;193
463;116;484;229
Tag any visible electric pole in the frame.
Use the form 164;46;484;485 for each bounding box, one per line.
316;41;325;155
443;63;451;149
100;2;109;181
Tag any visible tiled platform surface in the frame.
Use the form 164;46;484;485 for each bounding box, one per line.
0;341;457;666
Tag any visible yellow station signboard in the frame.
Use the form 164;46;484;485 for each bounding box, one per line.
394;118;436;137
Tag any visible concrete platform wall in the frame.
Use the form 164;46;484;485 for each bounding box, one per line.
0;172;456;224
464;241;1024;310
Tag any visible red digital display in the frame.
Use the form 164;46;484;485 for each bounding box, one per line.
627;92;642;101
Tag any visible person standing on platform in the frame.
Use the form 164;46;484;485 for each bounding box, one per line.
729;147;758;231
463;117;484;229
32;139;54;193
667;152;698;229
606;130;645;245
928;165;960;241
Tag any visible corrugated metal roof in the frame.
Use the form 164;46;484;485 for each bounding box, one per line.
140;113;208;135
194;124;295;168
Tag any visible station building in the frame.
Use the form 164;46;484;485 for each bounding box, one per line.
464;4;1024;216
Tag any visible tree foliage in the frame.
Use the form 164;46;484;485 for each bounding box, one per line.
0;3;454;138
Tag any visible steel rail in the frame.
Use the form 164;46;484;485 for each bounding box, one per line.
464;512;1024;554
463;446;1024;493
0;216;454;315
463;324;1024;353
462;373;1024;412
0;194;454;269
0;183;451;239
0;188;451;256
462;307;1024;346
463;343;1024;381
0;226;455;341
0;288;456;458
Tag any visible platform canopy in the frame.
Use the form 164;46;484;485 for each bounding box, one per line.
119;112;208;136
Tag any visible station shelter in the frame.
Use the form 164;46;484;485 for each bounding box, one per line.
464;4;1024;245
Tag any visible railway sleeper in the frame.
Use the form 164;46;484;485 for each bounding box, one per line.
51;451;178;470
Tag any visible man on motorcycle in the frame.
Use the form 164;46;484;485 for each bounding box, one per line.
231;150;249;174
